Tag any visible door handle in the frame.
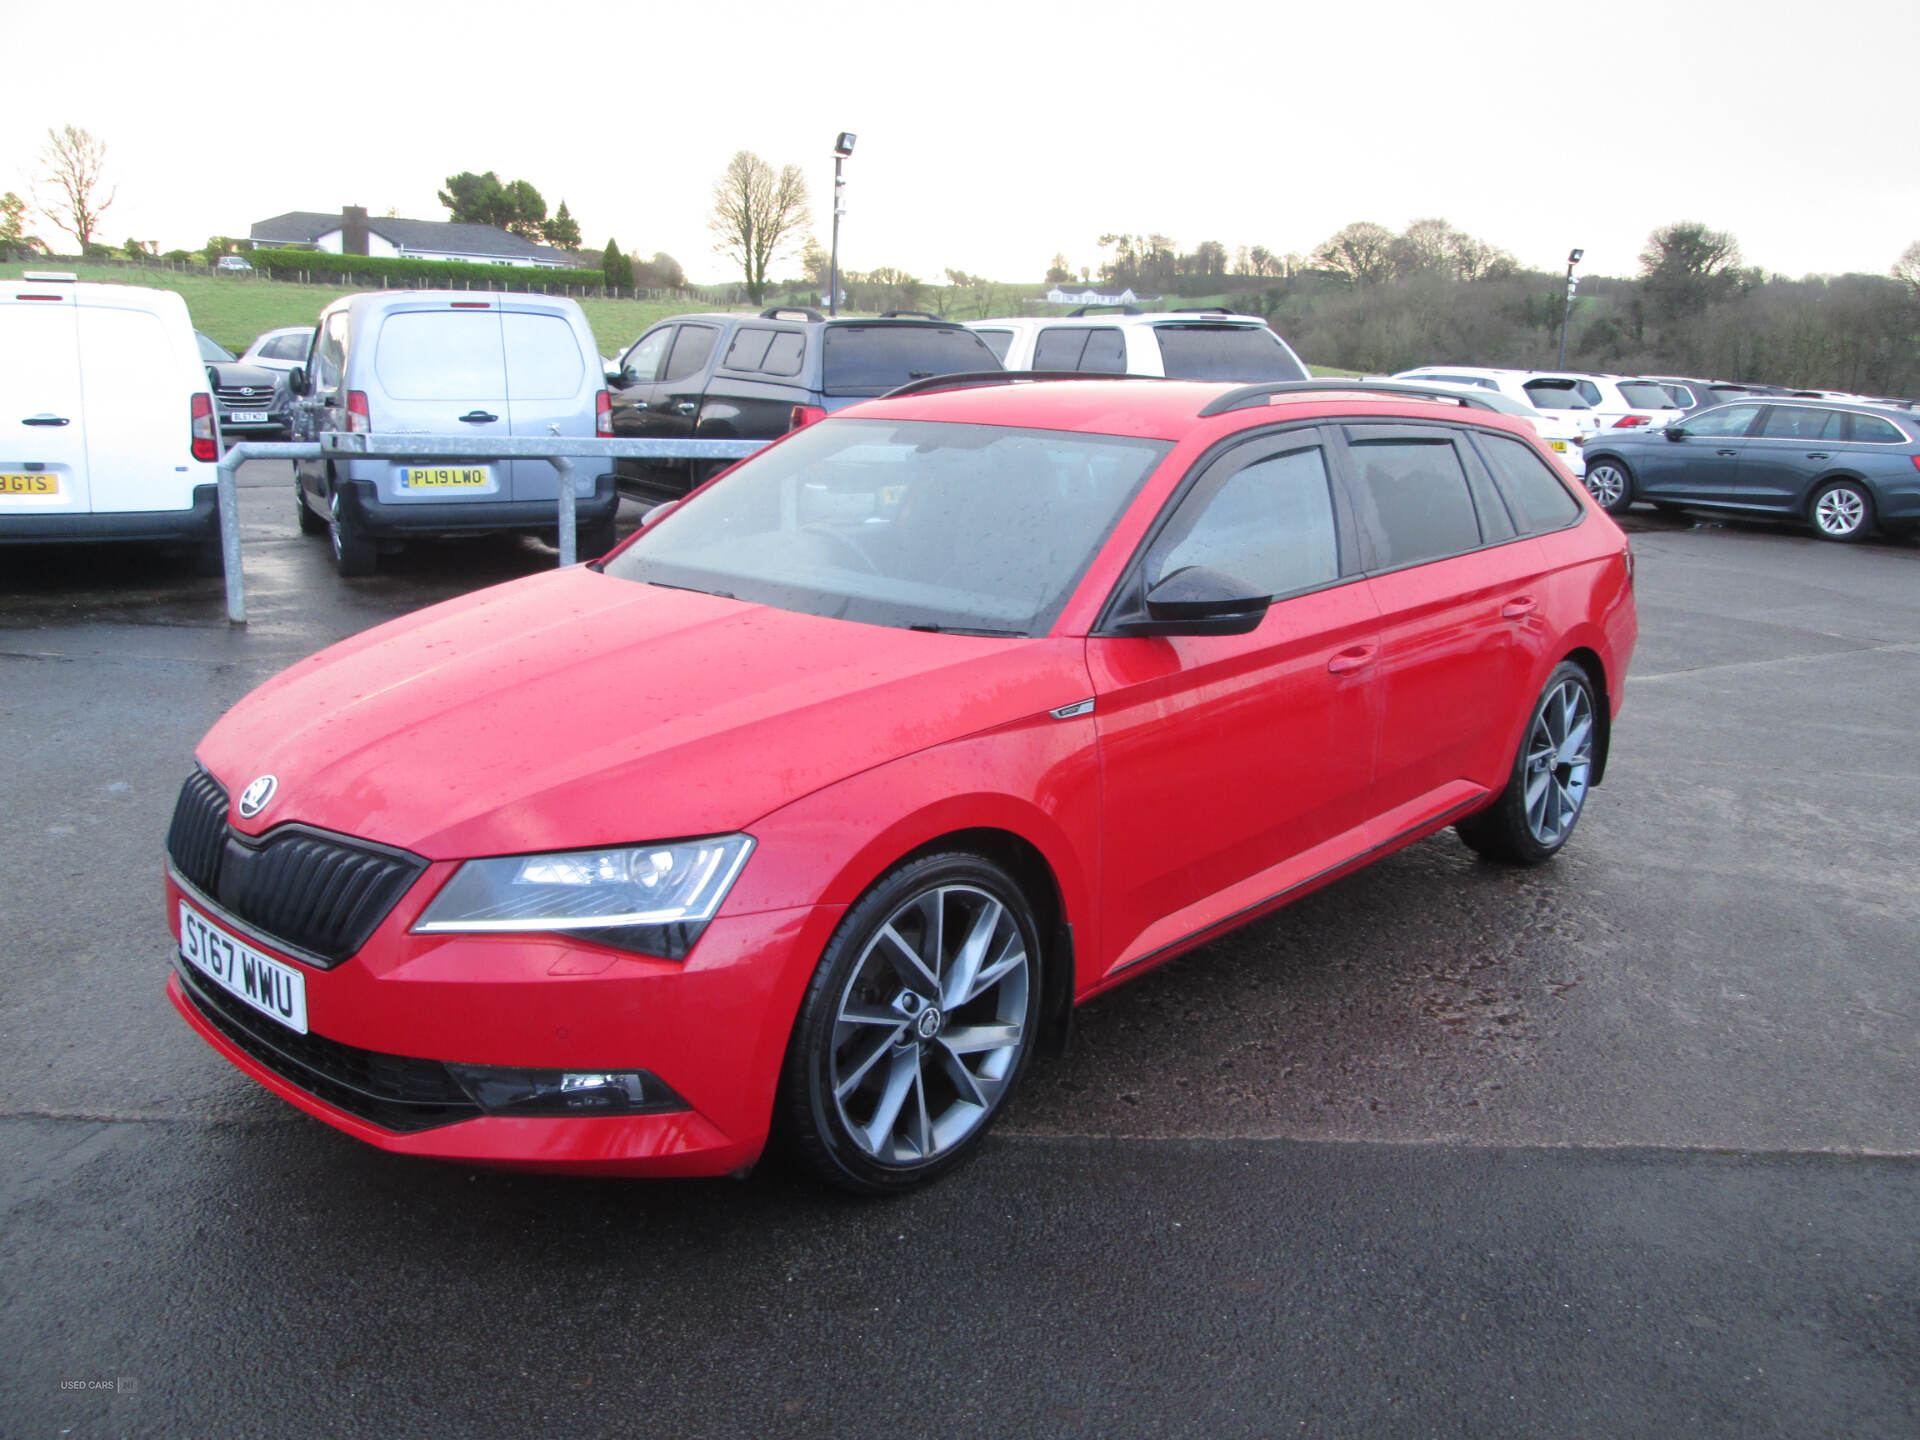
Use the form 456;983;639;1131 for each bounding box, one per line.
1805;452;1829;460
1716;448;1738;457
458;410;499;424
1327;645;1376;675
672;402;698;415
22;414;70;426
1501;596;1537;620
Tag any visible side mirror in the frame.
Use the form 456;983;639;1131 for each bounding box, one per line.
604;361;624;385
1664;425;1687;441
1119;566;1271;637
286;366;309;396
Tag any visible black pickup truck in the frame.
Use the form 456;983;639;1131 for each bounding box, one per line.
605;308;1001;500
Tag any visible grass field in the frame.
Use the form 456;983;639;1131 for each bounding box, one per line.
0;262;737;357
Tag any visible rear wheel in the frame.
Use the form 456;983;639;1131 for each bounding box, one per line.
1583;459;1634;515
296;484;326;535
328;484;377;577
1808;479;1874;542
778;852;1041;1194
1457;661;1597;865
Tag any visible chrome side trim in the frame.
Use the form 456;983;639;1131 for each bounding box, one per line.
1050;698;1096;720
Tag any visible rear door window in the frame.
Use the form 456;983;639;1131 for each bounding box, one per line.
761;330;805;377
664;324;718;384
502;312;586;400
1474;432;1583;532
1345;433;1484;569
1759;407;1845;441
374;310;506;400
1154;324;1306;381
821;325;998;396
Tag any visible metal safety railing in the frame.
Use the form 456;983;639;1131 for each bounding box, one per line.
213;433;768;623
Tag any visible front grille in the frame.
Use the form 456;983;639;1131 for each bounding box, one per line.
176;963;480;1133
216;384;274;403
166;770;426;966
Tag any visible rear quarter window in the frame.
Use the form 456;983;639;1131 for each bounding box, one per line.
1847;413;1906;444
1474;431;1583;531
1154;324;1305;382
375;311;507;400
821;326;998;396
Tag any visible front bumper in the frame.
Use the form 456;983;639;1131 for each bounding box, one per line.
164;870;836;1177
0;484;219;545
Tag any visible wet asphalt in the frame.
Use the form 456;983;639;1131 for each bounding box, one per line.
2;466;1916;1438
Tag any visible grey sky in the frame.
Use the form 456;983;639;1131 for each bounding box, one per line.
7;0;1916;287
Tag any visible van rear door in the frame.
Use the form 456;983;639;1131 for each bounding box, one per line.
367;304;509;506
501;306;593;503
0;288;90;518
80;302;200;513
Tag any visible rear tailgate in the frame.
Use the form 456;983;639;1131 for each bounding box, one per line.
366;303;508;505
0;286;89;518
820;324;1001;399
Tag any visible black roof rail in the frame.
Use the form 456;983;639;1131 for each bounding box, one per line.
1066;304;1143;317
1163;307;1240;316
760;306;824;322
880;370;1155;401
876;310;946;321
1196;379;1505;419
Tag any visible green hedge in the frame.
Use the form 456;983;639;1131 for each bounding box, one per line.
249;248;603;292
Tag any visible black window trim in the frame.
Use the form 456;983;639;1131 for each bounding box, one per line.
1091;422;1367;637
1464;428;1589;538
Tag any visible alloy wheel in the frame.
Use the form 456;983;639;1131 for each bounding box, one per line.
828;884;1029;1165
1523;678;1593;846
1812;485;1866;538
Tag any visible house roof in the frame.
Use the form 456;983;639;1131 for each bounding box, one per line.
250;211;566;262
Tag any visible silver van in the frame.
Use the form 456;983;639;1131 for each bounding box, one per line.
289;291;616;575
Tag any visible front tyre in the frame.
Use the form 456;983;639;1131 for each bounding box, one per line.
778;852;1041;1194
1808;479;1874;542
1457;661;1598;865
1583;459;1634;515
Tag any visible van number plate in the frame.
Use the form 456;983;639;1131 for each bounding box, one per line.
1;473;63;496
402;466;491;490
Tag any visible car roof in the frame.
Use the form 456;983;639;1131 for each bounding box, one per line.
848;377;1539;444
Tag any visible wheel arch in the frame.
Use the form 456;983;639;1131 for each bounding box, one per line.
1800;469;1873;514
1562;645;1612;786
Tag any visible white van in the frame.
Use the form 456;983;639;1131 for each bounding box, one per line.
288;291;616;575
967;308;1308;382
0;274;223;572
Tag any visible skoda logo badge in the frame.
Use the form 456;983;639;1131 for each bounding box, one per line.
238;775;278;818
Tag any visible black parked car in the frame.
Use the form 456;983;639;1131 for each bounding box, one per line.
606;309;1001;501
1580;398;1920;541
196;331;290;441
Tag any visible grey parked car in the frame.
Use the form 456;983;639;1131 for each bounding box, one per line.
1580;398;1920;541
288;291;617;574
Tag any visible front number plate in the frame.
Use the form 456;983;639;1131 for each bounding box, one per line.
179;899;309;1034
228;411;270;424
402;466;491;490
1;472;63;496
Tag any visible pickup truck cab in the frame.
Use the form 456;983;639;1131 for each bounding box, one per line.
607;309;1000;501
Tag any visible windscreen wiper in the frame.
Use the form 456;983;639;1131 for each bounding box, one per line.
909;623;1025;637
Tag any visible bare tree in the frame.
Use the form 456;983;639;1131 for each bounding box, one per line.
36;125;115;250
1894;241;1920;299
708;151;812;306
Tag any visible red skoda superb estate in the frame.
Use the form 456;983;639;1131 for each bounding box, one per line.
165;378;1637;1192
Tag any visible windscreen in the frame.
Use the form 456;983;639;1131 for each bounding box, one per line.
821;326;1000;396
1153;324;1305;381
604;418;1169;635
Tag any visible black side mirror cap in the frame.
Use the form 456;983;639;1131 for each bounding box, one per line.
1116;566;1271;637
1664;425;1686;440
286;366;309;396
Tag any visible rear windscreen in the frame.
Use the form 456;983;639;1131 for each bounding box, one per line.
1615;381;1676;408
375;311;507;400
821;325;999;395
502;312;586;399
1153;324;1305;382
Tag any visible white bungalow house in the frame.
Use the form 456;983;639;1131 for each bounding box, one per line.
250;208;582;269
1044;286;1153;306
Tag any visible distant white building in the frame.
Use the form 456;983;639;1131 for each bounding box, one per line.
250;207;583;269
1045;286;1148;306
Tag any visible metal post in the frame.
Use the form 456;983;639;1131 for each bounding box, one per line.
549;455;577;566
829;153;844;317
215;448;247;624
1557;260;1579;370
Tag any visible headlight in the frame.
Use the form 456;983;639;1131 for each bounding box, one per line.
413;834;754;959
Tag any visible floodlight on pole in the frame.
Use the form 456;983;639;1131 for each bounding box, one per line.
1558;247;1584;370
829;133;857;316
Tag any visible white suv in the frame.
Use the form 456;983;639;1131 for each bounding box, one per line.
969;308;1308;381
1394;366;1684;433
1;273;223;573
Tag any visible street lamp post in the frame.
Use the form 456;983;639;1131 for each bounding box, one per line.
1557;247;1584;370
829;132;856;317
